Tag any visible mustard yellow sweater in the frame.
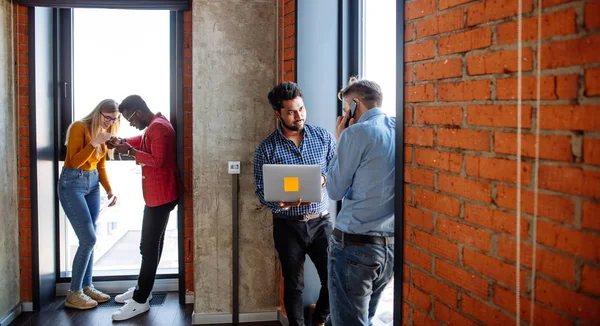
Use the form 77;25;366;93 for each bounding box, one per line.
63;121;112;194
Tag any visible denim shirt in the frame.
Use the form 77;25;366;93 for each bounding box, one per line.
326;108;395;236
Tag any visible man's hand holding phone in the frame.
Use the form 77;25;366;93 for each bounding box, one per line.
105;137;122;149
336;106;356;141
114;142;134;156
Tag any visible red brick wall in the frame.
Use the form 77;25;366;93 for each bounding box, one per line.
280;0;295;83
182;8;194;296
14;4;32;302
404;0;600;324
13;5;196;300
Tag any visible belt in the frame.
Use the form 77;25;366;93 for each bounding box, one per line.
332;228;394;246
273;210;329;221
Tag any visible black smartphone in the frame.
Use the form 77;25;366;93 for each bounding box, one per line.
345;100;357;128
105;137;119;148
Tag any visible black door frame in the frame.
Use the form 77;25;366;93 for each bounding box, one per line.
27;7;188;309
170;10;186;305
395;0;405;324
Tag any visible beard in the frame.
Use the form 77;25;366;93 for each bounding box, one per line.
280;119;304;132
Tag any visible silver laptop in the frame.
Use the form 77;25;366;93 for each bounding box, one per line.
263;164;322;203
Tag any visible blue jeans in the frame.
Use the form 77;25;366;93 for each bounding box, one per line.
58;167;100;292
327;234;394;326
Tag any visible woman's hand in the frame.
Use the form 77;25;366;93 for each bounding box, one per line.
107;192;118;207
91;132;112;147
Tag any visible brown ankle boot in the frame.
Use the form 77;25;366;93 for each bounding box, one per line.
65;290;98;310
84;285;110;303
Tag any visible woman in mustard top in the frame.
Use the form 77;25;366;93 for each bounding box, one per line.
58;99;120;310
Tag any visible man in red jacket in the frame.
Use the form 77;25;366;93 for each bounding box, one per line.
110;95;183;321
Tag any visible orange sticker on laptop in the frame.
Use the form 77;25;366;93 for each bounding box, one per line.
283;177;300;192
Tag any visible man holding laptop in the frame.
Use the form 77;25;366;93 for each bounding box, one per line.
253;82;336;326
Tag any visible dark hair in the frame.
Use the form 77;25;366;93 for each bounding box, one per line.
338;77;383;108
267;82;303;111
119;95;150;114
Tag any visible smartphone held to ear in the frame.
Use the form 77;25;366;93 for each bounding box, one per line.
345;100;357;128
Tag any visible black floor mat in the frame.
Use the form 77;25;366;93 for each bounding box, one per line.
57;292;167;310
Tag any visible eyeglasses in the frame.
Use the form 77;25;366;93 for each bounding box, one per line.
100;112;119;123
126;110;138;121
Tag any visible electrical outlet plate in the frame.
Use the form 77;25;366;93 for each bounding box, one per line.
228;161;241;174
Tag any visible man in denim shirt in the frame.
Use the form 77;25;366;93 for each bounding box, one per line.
326;78;395;326
254;82;336;326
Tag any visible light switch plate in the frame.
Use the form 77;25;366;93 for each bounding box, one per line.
228;161;241;174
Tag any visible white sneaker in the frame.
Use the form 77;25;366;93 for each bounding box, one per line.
114;287;153;304
111;299;150;321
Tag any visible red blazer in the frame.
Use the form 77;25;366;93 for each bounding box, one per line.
125;113;183;207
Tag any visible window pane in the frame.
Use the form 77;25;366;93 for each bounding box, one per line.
362;1;396;325
363;0;396;117
73;8;170;135
59;8;176;277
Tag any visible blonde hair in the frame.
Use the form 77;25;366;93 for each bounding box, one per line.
65;99;121;156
